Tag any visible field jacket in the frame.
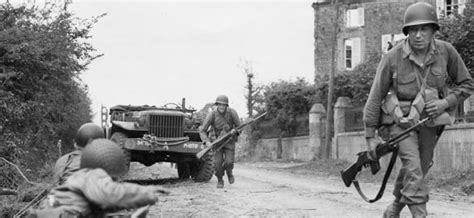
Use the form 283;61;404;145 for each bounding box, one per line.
364;38;474;138
53;150;82;185
32;168;158;217
199;108;240;142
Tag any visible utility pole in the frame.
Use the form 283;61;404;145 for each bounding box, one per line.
324;0;339;159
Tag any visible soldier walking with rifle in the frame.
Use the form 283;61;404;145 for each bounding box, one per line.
199;95;241;189
363;2;474;217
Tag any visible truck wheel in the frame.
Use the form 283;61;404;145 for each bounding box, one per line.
110;132;131;171
190;152;214;182
177;162;191;179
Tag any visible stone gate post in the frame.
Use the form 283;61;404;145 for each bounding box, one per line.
333;97;352;159
309;103;325;159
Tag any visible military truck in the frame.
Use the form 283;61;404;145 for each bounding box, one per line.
101;99;213;182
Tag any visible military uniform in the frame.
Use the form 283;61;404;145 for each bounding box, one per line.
29;139;169;217
200;108;240;179
53;123;104;185
364;3;474;217
53;150;81;185
31;168;160;217
199;95;240;188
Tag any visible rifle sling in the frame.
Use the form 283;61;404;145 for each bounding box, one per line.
353;148;399;203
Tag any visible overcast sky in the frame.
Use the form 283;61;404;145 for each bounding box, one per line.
68;0;315;124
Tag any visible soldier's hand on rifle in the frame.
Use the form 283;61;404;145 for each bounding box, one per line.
230;129;238;136
203;141;212;148
365;137;380;160
425;99;449;118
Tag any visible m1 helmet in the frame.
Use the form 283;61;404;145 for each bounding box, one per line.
402;2;439;35
75;123;104;148
80;139;128;177
215;95;229;106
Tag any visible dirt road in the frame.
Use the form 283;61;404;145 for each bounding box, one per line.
124;162;474;217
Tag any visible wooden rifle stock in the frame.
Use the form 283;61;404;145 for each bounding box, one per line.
340;117;429;187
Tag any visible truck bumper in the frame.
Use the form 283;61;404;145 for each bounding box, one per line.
123;138;205;154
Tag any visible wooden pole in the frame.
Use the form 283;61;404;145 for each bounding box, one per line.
324;0;339;159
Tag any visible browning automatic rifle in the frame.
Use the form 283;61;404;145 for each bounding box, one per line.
340;117;429;202
196;112;267;159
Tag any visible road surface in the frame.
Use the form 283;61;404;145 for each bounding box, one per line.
123;161;474;217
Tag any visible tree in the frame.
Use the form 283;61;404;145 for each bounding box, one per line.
240;60;264;118
314;53;381;108
0;2;103;187
437;4;474;76
264;78;316;136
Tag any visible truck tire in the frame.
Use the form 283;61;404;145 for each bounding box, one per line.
110;132;131;171
177;162;191;179
190;152;214;182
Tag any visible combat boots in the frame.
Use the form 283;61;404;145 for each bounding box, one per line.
383;201;405;218
217;177;224;189
227;171;235;184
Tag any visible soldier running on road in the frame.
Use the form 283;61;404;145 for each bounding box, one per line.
199;95;241;188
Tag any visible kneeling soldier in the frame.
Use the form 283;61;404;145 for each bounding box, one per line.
28;139;169;217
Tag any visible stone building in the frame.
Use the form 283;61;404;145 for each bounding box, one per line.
312;0;470;80
312;0;474;116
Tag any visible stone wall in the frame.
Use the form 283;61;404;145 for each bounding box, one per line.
236;104;326;162
333;96;474;174
250;136;313;161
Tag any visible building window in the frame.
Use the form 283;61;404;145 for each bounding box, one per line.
436;0;466;17
346;7;364;28
381;33;405;53
344;38;361;70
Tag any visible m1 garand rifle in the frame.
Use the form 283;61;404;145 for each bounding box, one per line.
196;112;267;159
340;117;430;203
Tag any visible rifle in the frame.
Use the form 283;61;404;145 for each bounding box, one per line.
196;112;267;159
340;117;429;202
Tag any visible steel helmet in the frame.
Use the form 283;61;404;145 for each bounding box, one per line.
215;95;229;106
75;123;104;147
80;139;128;177
402;2;439;35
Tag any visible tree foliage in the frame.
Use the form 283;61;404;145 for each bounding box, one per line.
0;2;103;186
264;78;316;136
437;4;474;76
314;53;381;108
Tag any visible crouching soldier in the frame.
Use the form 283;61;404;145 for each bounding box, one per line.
28;139;170;217
53;123;104;185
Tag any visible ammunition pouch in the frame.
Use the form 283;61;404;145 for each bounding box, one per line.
423;87;455;127
380;90;400;125
381;89;423;129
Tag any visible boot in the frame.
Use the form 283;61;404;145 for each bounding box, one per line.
227;171;235;184
383;201;405;218
408;203;427;218
217;177;224;189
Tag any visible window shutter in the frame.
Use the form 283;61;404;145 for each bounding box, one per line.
459;0;466;15
436;0;445;17
346;10;352;27
352;38;361;67
358;8;364;26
